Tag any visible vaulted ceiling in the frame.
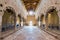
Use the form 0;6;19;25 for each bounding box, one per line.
22;0;40;11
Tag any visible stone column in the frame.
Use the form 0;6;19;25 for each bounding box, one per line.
0;12;3;38
14;14;17;31
59;17;60;29
45;14;48;30
58;12;60;29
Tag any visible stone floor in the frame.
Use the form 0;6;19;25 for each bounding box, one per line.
3;26;59;40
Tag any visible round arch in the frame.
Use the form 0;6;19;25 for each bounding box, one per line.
40;14;45;29
45;7;59;30
16;14;21;27
1;6;16;32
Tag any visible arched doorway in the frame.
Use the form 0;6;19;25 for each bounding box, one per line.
40;14;45;29
16;15;21;28
45;8;59;30
1;7;16;32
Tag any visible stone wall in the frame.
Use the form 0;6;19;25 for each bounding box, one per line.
36;0;60;25
0;0;27;38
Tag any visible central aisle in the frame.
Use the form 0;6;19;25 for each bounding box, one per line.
3;26;58;40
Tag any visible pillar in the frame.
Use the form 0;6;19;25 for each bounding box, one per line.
0;12;3;38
